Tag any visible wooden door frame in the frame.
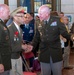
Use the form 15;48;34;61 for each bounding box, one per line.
4;0;9;5
17;0;20;7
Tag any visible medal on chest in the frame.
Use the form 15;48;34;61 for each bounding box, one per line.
38;23;43;36
14;31;19;41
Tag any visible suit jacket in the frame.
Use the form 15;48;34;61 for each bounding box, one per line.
32;16;71;63
0;19;11;71
8;22;23;59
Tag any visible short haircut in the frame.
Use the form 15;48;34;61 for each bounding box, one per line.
60;12;64;14
38;5;50;14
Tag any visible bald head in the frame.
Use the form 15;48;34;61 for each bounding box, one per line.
0;4;8;8
0;4;10;20
38;5;51;21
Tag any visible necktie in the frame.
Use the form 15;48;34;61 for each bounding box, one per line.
44;21;47;25
25;24;29;28
65;25;69;33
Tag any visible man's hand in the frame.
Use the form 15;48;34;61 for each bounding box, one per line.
0;64;4;73
71;34;74;41
22;44;33;53
60;35;67;42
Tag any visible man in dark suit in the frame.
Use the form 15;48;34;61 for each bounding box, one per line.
27;5;74;75
0;4;12;75
8;7;27;75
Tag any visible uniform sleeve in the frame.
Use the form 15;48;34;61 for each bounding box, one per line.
0;28;2;63
58;19;71;40
0;26;3;63
0;55;2;63
0;26;2;42
70;24;74;33
31;21;41;49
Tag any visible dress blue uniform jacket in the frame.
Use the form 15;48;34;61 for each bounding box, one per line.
20;23;34;43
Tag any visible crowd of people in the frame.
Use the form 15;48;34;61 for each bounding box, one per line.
0;4;74;75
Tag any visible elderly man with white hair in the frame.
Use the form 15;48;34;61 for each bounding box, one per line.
27;5;74;75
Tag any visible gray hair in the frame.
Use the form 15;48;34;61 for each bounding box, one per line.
38;5;50;14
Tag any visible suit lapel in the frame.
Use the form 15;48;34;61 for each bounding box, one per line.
1;20;9;32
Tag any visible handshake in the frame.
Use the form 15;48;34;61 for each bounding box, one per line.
22;44;33;53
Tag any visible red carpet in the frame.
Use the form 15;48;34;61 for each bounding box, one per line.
23;72;37;75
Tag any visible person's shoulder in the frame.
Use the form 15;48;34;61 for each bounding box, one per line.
7;22;13;29
51;16;62;22
51;16;60;20
7;24;12;29
35;18;40;22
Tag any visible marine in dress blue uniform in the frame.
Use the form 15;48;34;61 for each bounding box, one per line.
21;23;34;43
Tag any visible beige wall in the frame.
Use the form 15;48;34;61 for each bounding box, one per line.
0;0;17;12
0;0;4;4
61;0;74;25
9;0;17;12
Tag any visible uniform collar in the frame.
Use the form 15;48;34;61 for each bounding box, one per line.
13;21;20;33
0;18;4;22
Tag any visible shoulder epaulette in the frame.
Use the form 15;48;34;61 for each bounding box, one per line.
7;24;11;28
